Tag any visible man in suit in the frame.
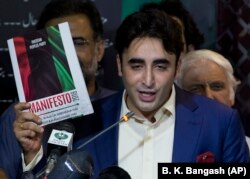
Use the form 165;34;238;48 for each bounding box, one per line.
175;49;250;151
5;8;250;179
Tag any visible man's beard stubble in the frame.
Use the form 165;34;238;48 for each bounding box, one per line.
81;65;97;87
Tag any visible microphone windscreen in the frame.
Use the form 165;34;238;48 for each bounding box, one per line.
47;121;75;157
20;171;35;179
98;166;131;179
47;149;93;179
57;121;75;134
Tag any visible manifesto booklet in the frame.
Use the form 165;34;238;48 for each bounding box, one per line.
7;22;93;126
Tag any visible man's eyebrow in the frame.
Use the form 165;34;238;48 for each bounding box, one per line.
128;58;170;64
128;58;144;64
153;58;169;64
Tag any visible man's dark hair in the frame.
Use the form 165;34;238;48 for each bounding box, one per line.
36;0;103;40
115;9;184;64
140;0;204;49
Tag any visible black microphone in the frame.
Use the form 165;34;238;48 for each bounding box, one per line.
47;149;93;179
44;122;75;176
77;111;135;149
21;171;35;179
98;166;131;179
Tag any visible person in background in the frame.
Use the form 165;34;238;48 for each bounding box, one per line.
176;49;250;150
35;0;116;101
0;0;116;178
176;49;239;107
11;9;249;179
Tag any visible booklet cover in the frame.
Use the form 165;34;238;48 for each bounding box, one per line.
7;22;93;126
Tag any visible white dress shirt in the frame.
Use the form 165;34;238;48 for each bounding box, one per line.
118;85;176;179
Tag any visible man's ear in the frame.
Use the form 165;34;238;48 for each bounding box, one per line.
96;39;105;62
116;54;122;77
175;58;182;79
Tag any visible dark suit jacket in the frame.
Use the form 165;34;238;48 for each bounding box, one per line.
0;86;249;178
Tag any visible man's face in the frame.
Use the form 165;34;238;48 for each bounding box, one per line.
181;60;233;107
117;37;177;118
46;14;104;86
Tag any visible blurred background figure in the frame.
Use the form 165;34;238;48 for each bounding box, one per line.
177;49;239;107
176;49;250;150
36;0;117;101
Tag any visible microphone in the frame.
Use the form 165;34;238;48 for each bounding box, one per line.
47;149;93;179
76;111;135;149
44;122;75;176
21;171;35;179
98;166;131;179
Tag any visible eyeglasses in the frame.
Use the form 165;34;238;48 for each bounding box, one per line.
72;37;91;46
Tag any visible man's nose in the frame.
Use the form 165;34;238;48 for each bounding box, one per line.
204;86;215;100
143;68;155;87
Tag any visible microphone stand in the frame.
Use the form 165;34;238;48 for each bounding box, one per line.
77;111;134;149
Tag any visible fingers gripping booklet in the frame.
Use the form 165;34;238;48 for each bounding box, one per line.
7;22;93;126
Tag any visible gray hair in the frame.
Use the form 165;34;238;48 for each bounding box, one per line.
176;49;240;101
